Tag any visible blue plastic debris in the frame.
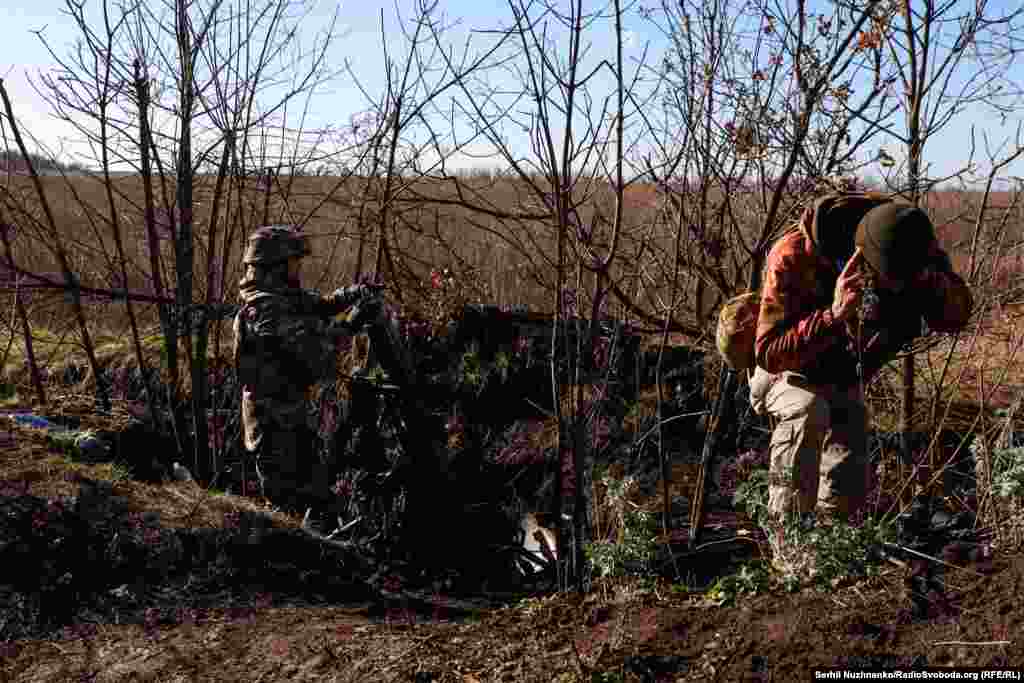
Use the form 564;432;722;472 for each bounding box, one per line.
8;414;53;430
5;414;108;450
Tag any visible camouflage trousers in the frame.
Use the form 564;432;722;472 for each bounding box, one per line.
242;390;335;516
751;369;870;524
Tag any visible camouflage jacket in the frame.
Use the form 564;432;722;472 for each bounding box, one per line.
233;283;363;416
754;196;973;388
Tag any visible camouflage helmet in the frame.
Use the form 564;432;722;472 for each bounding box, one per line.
242;225;311;265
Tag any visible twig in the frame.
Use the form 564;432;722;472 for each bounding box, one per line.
632;410;711;451
932;640;1011;647
522;397;554;419
328;516;362;538
692;536;762;551
183;465;230;528
659;535;761;567
882;543;986;577
883;554;908;569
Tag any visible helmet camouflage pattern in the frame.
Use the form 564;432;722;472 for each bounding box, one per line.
242;225;311;265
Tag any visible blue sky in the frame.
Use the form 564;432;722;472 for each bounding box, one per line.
5;0;1024;185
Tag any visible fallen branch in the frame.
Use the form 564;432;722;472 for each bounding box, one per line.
659;535;761;568
932;640;1011;647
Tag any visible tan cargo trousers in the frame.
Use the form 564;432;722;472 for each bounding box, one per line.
750;368;870;523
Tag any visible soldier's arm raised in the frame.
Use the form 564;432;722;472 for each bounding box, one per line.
302;284;382;318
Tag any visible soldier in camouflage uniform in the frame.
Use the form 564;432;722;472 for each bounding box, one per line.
232;226;382;534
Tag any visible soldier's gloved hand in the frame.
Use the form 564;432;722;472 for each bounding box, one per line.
330;284;375;306
332;282;383;302
330;285;356;301
358;281;386;298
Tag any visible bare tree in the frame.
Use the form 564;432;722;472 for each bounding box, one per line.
646;0;893;332
0;82;111;412
642;0;893;545
0;203;45;404
415;0;656;588
864;0;1024;499
3;0;342;482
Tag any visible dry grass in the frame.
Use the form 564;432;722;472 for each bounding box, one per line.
0;173;661;319
0;401;305;533
3;179;1023;490
0;321;235;406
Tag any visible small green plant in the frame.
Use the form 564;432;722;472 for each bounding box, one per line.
585;475;660;578
458;348;484;391
705;561;772;605
990;446;1024;499
105;461;133;483
515;596;542;612
733;466;895;589
804;516;895;587
761;511;896;589
45;430;81;458
45;429;108;462
493;350;510;379
732;467;770;525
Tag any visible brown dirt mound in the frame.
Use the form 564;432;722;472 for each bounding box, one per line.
2;554;1021;681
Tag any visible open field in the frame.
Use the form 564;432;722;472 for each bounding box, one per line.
2;174;1023;421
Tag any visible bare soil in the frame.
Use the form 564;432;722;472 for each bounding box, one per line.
1;404;1023;683
3;554;1021;682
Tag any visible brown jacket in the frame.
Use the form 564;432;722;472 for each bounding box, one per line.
754;195;973;388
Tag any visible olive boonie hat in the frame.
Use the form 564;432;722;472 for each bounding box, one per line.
855;202;935;281
242;225;311;265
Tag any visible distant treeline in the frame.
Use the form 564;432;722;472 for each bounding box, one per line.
0;150;89;175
